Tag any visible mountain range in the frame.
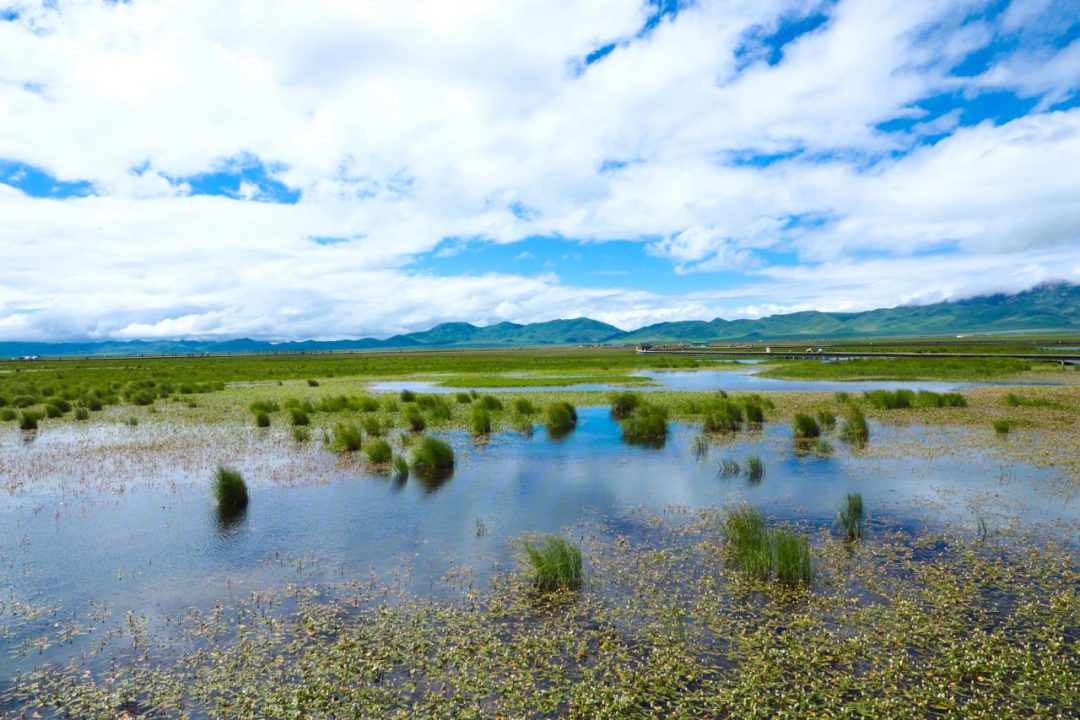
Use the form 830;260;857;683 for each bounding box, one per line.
3;282;1078;358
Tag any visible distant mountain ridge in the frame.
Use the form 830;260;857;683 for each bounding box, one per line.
2;282;1078;358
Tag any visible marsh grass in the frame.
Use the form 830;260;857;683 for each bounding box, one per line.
835;391;850;404
44;404;63;418
126;417;139;427
391;454;409;479
293;426;311;442
471;407;492;435
865;389;915;409
792;412;820;439
331;423;363;452
87;398;103;412
0;408;16;422
410;436;455;477
916;391;968;408
406;410;426;433
249;400;281;414
773;530;813;585
74;408;89;421
621;404;668;442
813;438;834;456
691;435;709;461
1004;392;1061;409
361;416;383;437
289;409;310;426
545;401;577;434
513;397;537;415
837;492;865;541
702;400;744;433
254;411;271;428
815;410;836;429
430;400;452;422
520;534;583;592
357;397;380;412
743;402;765;423
513;414;534;436
400;389;416;402
840;408;869;442
722;504;811;585
455;392;472;404
19;410;40;430
994;419;1011;434
307;379;319;387
744;454;765;482
213;465;248;511
364;438;393;464
478;395;503;411
610;391;640;419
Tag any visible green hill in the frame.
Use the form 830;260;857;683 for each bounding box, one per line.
2;282;1078;358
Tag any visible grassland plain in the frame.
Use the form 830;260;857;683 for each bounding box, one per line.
3;353;1080;718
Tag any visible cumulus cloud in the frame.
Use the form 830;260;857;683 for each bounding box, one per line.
0;0;1077;341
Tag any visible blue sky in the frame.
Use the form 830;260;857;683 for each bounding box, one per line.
0;0;1078;341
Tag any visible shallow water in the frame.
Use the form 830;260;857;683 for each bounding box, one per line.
0;407;1076;682
369;367;1044;394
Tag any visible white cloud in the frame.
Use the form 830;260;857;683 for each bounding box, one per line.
0;0;1077;341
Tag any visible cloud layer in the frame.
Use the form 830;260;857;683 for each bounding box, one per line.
0;0;1078;341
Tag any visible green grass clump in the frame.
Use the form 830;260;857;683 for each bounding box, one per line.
293;426;311;442
87;397;104;412
545;401;578;434
361;416;383;437
49;398;72;413
471;407;492;435
74;408;89;421
721;505;771;580
814;438;833;456
406;410;426;433
994;419;1011;434
430;400;452;422
249;400;280;414
762;356;1030;381
1004;392;1061;409
513;414;534;436
356;397;380;412
400;389;416;402
0;408;16;422
837;492;865;541
289;408;310;426
744;454;764;482
864;389;914;409
815;410;836;429
455;392;473;404
125;417;138;427
792;413;820;439
621;404;668;441
835;391;850;404
213;465;248;511
610;391;640;419
513;397;537;415
307;379;319;387
773;530;813;585
839;408;869;442
19;411;41;430
743;402;765;423
331;423;363;452
410;436;455;476
722;504;812;585
391;454;409;479
916;391;968;408
520;534;583;592
702;400;744;433
478;394;503;411
364;438;393;463
44;404;63;418
254;411;271;428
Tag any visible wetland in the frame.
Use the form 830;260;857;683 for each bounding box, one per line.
1;349;1079;718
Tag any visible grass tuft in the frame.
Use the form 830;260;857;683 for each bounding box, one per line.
213;465;248;511
610;391;641;419
478;395;503;411
792;413;820;439
994;419;1011;434
721;505;771;580
0;408;16;422
513;397;537;415
74;408;89;421
293;426;311;442
815;410;836;429
455;392;473;404
254;411;270;428
391;454;409;479
773;530;813;585
19;411;40;430
545;401;577;434
406;409;426;433
621;404;668;442
717;457;740;477
744;454;765;482
865;389;915;410
400;389;416;402
410;436;455;476
813;438;834;456
691;434;709;461
839;408;869;442
520;534;583;592
307;379;319;387
331;423;363;452
837;492;865;541
364;438;393;463
471;407;492;435
289;408;310;426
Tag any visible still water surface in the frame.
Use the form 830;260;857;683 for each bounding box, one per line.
0;407;1074;681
